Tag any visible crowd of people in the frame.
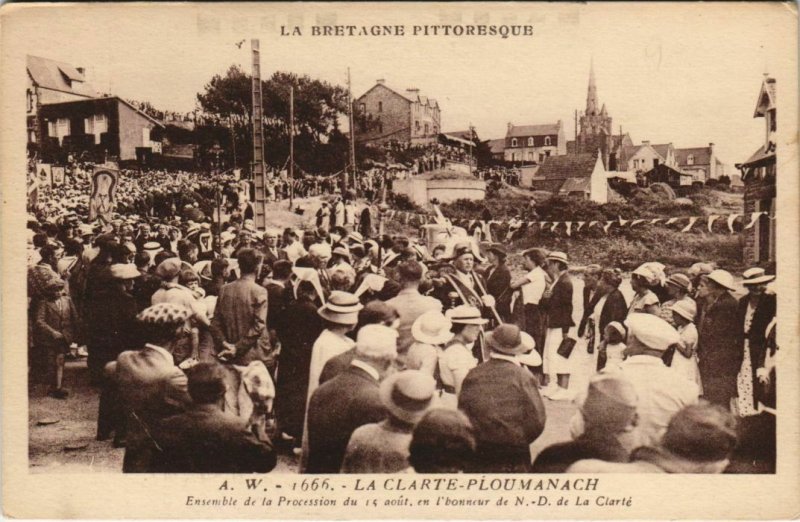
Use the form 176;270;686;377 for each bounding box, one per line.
26;162;778;474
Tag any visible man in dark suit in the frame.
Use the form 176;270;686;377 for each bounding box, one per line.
212;249;271;366
459;324;546;473
305;325;397;473
260;228;286;269
108;303;193;473
483;244;512;322
432;242;497;328
696;270;743;409
154;362;277;473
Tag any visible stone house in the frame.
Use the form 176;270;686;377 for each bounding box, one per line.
503;121;565;163
530;149;608;203
355;79;440;146
675;143;722;183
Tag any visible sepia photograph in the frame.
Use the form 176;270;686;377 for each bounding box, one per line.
2;1;799;519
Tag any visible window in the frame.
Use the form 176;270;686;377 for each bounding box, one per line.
545;150;551;157
26;89;34;113
48;120;56;137
544;136;551;146
424;123;429;135
378;101;383;113
528;137;534;147
511;138;518;147
378;121;383;134
687;154;694;165
415;121;420;133
359;103;365;113
539;153;545;162
528;152;534;160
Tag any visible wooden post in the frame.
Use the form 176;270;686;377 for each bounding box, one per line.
289;85;294;209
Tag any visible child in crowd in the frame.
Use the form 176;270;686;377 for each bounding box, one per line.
33;278;81;399
669;301;702;393
602;321;627;371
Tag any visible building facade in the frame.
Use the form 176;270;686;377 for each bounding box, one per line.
37;96;164;162
503;121;565;163
674;143;723;183
530;149;608;203
737;76;776;266
27;55;98;147
355;80;440;146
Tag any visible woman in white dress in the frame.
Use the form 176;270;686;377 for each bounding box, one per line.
439;306;485;408
668;300;702;393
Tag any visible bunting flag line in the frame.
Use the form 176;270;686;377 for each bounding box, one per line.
681;216;699;232
665;217;679;225
576;221;586;231
588;221;599;229
550;222;559;232
727;213;740;234
565;221;573;237
619;217;629;227
707;215;720;233
630;219;645;227
602;221;613;234
650;218;663;225
744;211;765;229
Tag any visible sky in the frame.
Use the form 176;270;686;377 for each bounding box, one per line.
10;2;797;166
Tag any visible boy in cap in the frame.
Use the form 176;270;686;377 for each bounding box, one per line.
32;278;81;398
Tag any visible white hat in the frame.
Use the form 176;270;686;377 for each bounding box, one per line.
706;269;736;291
742;267;775;286
355;324;398;359
110;263;140;280
220;231;235;244
625;313;681;352
143;241;162;253
669;300;697;322
309;242;332;259
546;251;569;265
411;311;454;345
445;305;488;325
317;291;363;325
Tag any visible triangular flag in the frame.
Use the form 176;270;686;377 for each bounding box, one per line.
727;213;740;234
619;217;629;227
588;220;598;228
602;221;613;234
576;221;586;231
650;218;663;225
565;221;573;236
630;219;645;227
681;216;699;232
550;222;559;232
666;217;679;225
707;215;720;233
744;211;765;229
539;221;548;229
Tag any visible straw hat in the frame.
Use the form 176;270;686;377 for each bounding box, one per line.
445;305;488;325
741;267;775;286
546;251;569;265
355;324;398;359
317;291;363;325
705;269;736;291
669;300;697;322
666;273;692;292
379;370;436;425
411;311;454;345
485;324;534;355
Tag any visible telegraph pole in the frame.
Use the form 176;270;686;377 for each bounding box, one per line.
346;67;356;193
289;85;294;209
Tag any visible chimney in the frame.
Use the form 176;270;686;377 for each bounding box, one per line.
642;140;650;145
76;67;85;76
376;79;385;85
507;122;513;132
406;88;419;94
709;142;714;148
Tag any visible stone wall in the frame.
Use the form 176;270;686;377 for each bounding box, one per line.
356;85;411;145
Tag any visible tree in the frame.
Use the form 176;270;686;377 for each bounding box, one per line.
196;66;352;174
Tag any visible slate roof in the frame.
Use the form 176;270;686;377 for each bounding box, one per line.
535;150;599;181
741;144;775;167
675;146;712;166
621;145;645;160
506;123;560;138
559;177;591;194
358;82;438;108
754;77;776;117
652;143;672;160
27;55;96;97
487;138;505;155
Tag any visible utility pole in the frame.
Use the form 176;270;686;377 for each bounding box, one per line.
251;39;267;230
346;67;356;193
229;115;237;169
289;85;294;209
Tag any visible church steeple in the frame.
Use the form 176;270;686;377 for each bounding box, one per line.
586;59;598;115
